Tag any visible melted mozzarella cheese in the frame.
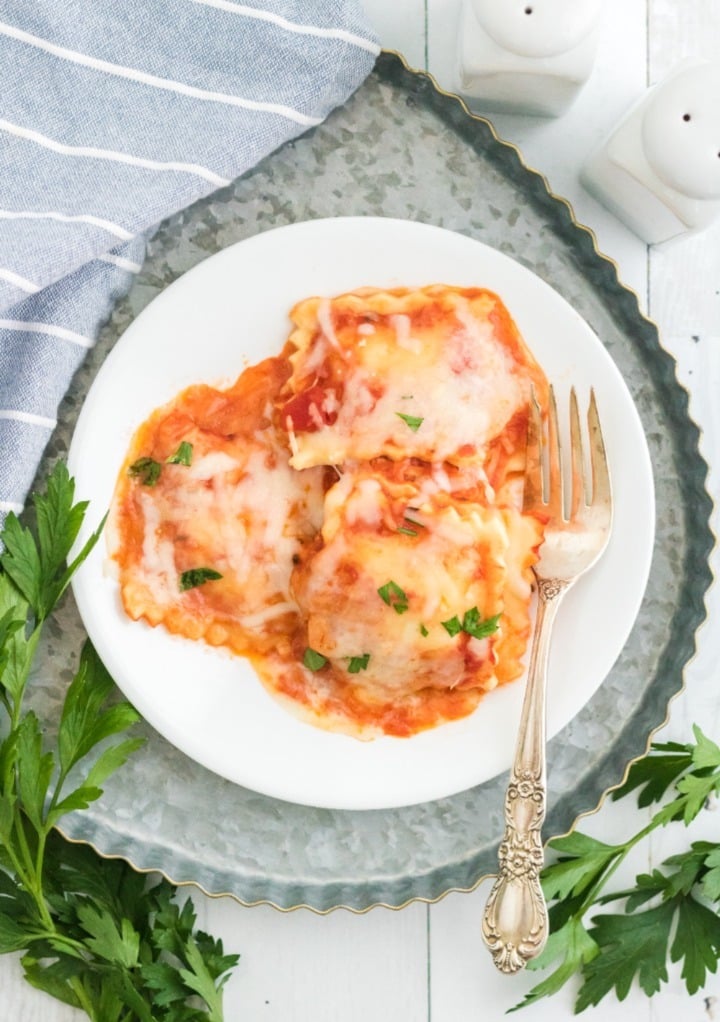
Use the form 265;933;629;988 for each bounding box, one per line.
111;375;326;656
282;286;548;470
291;463;536;699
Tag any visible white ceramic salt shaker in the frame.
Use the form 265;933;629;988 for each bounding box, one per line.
581;61;720;244
456;0;602;116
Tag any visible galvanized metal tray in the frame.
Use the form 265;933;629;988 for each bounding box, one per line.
31;52;712;912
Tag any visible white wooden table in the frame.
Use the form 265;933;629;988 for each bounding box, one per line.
3;1;719;1018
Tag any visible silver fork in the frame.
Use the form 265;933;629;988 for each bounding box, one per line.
481;386;613;974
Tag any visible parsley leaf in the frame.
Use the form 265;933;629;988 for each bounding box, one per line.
510;916;599;1012
127;456;161;486
303;647;327;671
651;728;720;826
702;846;720;902
394;412;424;432
179;567;223;591
76;901;141;969
419;624;429;637
540;832;620;903
0;462;105;622
166;441;193;466
654;842;719;900
377;580;409;614
577;901;676;1007
611;741;693;807
671;895;720;994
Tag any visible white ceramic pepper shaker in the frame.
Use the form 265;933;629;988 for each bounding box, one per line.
456;0;602;117
581;61;720;244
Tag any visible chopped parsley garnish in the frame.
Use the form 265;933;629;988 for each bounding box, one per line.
178;567;223;591
462;608;501;640
303;647;328;671
377;580;409;614
347;654;371;673
442;608;501;640
397;510;426;536
395;412;424;432
128;456;162;486
419;624;429;637
166;440;193;466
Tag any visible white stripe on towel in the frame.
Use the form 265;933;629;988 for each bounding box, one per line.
188;0;380;53
0;118;231;187
0;21;323;126
98;252;143;273
0;499;24;514
0;267;40;293
0;319;95;348
0;409;57;429
0;208;134;241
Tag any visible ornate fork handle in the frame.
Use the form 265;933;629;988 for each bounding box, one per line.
482;577;569;973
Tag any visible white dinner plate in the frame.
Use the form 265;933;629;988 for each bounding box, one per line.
68;217;655;811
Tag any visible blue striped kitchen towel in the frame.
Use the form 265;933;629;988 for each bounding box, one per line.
0;0;379;523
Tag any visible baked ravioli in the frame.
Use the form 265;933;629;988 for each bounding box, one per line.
281;286;548;470
110;285;548;738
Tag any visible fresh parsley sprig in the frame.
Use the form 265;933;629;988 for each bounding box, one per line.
512;725;720;1014
0;463;238;1020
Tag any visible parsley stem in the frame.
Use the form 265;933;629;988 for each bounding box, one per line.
1;818;35;896
34;827;49;901
12;807;99;1020
46;762;71;820
9;624;41;730
69;976;98;1020
572;812;675;918
12;806;41;898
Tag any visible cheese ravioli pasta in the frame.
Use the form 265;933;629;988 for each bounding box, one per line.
110;286;548;738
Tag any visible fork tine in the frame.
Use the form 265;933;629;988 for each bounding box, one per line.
523;389;544;511
568;387;584;517
546;385;564;518
587;388;612;507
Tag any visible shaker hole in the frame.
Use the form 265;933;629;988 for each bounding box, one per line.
683;113;691;122
524;6;533;13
